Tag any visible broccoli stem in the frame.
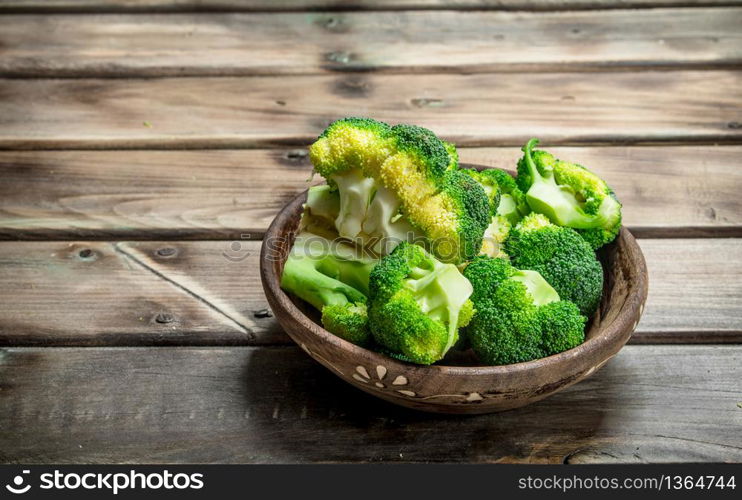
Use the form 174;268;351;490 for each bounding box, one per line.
331;170;376;239
522;138;606;229
281;254;371;311
510;270;560;306
403;259;471;353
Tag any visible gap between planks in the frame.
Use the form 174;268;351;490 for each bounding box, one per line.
1;8;741;77
1;1;741;14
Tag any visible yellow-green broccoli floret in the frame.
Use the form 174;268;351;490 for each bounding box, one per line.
463;256;586;365
516;138;621;249
309;118;490;263
368;242;474;365
506;214;604;316
280;232;378;345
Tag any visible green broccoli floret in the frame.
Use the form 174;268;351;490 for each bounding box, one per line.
465;168;530;224
309;117;490;263
506;213;604;316
516;138;621;249
463;256;586;365
368;242;475;365
280;232;378;345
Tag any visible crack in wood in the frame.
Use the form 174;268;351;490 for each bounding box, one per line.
111;242;255;338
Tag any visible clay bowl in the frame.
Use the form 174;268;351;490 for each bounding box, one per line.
260;166;648;414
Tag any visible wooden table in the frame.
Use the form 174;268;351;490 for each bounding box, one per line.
1;0;741;464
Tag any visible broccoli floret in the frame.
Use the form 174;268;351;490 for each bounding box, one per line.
309;118;490;263
506;213;604;316
463;256;586;365
516;138;621;249
464;169;501;215
310;118;416;254
418;169;490;263
280;232;378;345
368;242;475;365
465;168;530;224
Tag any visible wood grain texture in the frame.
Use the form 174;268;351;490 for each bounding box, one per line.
0;147;739;240
0;239;739;346
2;1;740;13
0;345;739;463
1;72;740;149
0;241;281;346
2;9;740;77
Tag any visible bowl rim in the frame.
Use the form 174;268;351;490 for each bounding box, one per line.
260;165;648;377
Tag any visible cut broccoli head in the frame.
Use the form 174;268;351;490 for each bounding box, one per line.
506;213;604;317
280;232;378;345
368;242;474;365
516;138;621;249
463;256;586;365
309;118;423;255
308;118;489;263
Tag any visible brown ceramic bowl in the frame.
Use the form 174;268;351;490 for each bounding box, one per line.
260;166;648;414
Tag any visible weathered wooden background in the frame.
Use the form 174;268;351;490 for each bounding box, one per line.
0;0;740;463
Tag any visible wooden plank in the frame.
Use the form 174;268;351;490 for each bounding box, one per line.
0;345;739;463
1;147;739;241
0;239;739;346
1;9;740;77
635;239;742;343
2;1;740;13
0;241;283;346
0;72;740;149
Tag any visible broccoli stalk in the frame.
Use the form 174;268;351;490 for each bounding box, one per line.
510;269;560;306
518;138;621;249
280;233;378;345
369;242;474;365
331;169;377;239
